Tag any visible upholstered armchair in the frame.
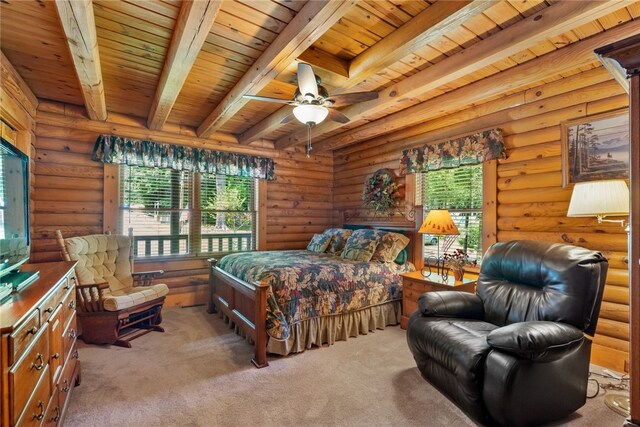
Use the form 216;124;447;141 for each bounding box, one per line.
407;240;608;426
56;231;169;348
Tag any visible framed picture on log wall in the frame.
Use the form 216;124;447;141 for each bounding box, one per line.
561;109;630;188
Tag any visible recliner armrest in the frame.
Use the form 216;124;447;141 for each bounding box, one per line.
486;321;584;362
418;291;484;319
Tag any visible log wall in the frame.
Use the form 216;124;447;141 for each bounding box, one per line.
332;67;630;371
31;101;334;307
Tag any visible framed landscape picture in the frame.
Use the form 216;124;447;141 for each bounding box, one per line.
561;109;629;188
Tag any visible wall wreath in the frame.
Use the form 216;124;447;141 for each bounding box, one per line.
362;169;400;216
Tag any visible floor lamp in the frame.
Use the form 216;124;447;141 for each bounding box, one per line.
568;179;630;416
418;209;459;280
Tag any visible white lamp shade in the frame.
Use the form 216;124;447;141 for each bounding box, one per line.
567;180;629;217
293;104;329;125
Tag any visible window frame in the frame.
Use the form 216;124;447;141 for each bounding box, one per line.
415;160;497;272
106;164;263;261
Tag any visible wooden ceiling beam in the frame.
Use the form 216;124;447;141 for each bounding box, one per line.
312;19;640;152
298;47;350;78
147;0;222;130
275;0;636;150
196;0;357;139
346;0;497;88
1;51;39;117
239;0;494;146
54;0;107;121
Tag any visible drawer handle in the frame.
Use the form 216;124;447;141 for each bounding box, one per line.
27;326;38;335
32;353;45;371
69;328;77;339
44;307;54;314
52;352;60;360
62;379;70;393
73;349;80;359
32;401;45;421
68;300;75;309
50;406;60;423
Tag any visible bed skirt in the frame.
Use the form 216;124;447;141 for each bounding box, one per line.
219;300;401;356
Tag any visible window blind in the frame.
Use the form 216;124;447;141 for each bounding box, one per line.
420;164;483;262
120;166;191;257
119;165;256;258
199;174;256;253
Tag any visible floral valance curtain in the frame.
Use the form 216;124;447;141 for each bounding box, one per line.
399;128;505;175
92;134;276;180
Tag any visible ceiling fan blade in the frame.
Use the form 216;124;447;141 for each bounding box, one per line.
297;63;318;98
280;113;296;124
243;95;295;105
326;91;378;108
327;109;350;124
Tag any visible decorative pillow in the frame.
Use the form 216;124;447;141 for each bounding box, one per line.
306;233;332;253
323;228;353;255
372;231;410;263
340;229;382;262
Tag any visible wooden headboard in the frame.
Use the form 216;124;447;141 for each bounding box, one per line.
339;207;424;269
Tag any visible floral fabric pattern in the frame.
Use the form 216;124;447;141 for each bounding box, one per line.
92;134;276;180
217;250;414;341
306;233;332;253
340;229;383;262
372;231;410;263
323;228;353;255
399;128;505;175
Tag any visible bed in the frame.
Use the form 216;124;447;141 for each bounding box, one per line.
207;218;423;368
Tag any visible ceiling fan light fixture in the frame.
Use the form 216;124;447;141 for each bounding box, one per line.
293;104;329;126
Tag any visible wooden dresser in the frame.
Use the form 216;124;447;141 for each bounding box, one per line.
400;270;477;329
1;261;81;426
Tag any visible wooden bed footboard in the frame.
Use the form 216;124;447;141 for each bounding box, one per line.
206;207;424;369
207;258;270;368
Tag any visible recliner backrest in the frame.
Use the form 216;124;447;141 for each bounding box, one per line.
62;234;134;292
477;240;607;335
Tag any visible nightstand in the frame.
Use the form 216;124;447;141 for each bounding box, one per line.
400;270;477;329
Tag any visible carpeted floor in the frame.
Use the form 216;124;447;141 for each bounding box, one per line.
64;307;627;427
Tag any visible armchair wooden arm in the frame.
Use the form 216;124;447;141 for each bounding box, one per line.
75;282;109;313
132;270;165;287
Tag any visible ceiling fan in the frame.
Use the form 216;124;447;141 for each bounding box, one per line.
243;63;378;156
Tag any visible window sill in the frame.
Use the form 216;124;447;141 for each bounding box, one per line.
134;251;254;263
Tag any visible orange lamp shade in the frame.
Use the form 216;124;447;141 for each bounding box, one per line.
419;209;460;236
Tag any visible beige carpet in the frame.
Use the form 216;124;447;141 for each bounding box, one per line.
65;307;627;427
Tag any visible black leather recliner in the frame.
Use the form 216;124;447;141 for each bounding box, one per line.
407;240;608;427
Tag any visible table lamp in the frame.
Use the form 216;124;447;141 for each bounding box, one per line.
419;209;459;279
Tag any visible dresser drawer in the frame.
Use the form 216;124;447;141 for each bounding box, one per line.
38;285;65;324
62;313;78;363
61;287;76;331
10;322;50;422
9;310;40;365
43;387;61;427
15;364;51;427
58;350;78;410
48;305;64;387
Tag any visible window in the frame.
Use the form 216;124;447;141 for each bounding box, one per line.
420;164;483;263
119;165;256;258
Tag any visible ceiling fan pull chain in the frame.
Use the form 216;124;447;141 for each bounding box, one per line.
306;124;312;158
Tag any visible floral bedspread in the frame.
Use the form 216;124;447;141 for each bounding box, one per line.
217;250;414;341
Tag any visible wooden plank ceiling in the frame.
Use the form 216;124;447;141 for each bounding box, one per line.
1;0;639;152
